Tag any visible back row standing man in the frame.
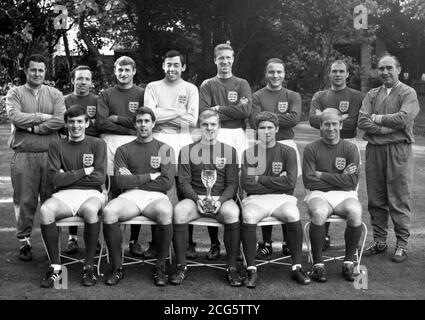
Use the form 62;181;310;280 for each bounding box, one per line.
199;42;252;260
6;54;65;261
309;60;364;250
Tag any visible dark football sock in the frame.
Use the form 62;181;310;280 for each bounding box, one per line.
309;223;326;264
172;224;188;266
345;225;362;262
325;221;331;237
83;221;100;266
103;223;122;268
282;223;287;243
129;224;142;243
155;224;172;267
241;223;257;267
261;225;273;244
285;221;303;266
69;226;78;237
224;222;240;268
208;226;220;246
188;224;195;245
41;222;60;265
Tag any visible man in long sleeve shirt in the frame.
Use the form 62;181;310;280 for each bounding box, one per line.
170;109;242;287
102;107;174;287
303;109;362;283
358;55;419;262
6;54;65;261
241;111;310;288
39;105;107;288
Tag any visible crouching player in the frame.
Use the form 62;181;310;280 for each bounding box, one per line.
241;111;310;288
102;107;174;286
40;105;107;288
303;108;362;282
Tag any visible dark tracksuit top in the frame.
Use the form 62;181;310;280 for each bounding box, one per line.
48;136;107;192
309;87;364;139
302;139;359;192
178;141;238;204
242;143;297;195
113;139;174;193
199;76;252;129
64;92;100;137
250;87;302;140
96;85;145;135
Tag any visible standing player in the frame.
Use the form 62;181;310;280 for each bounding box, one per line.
144;50;199;258
40;105;107;288
303;109;362;282
358;55;419;262
63;65;101;255
249;58;302;259
96;56;145;257
309;60;364;251
241;111;310;288
199;42;252;260
102;107;174;286
6;54;65;261
170;110;242;287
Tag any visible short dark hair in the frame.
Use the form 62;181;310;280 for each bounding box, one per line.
255;111;279;129
330;60;348;72
265;58;285;70
377;54;401;68
214;43;234;58
71;65;92;79
164;50;185;65
64;105;88;122
198;109;220;127
24;54;48;70
114;56;136;69
320;108;342;125
133;106;156;123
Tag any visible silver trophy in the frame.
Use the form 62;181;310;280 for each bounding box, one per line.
201;169;217;215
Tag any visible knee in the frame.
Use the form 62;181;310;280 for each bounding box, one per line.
102;205;118;224
40;202;56;225
155;201;173;225
281;204;300;223
220;203;240;224
80;202;100;224
346;201;362;226
173;201;190;224
241;208;258;224
308;206;329;225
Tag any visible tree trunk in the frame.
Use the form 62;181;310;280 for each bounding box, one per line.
62;29;72;81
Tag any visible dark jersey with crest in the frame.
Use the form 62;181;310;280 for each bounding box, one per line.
242;143;297;195
178;141;238;203
250;87;301;140
47;136;107;192
113;138;174;193
64;92;100;137
302;139;359;192
309;87;363;139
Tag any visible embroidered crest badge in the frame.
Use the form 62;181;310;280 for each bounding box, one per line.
335;157;346;170
272;162;283;174
150;156;161;169
178;94;187;105
339;101;349;113
228;91;238;103
215;157;226;169
86;105;96;117
128;101;139;113
83;154;94;166
278;102;288;113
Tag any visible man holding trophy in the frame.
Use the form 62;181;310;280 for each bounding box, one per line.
170;109;242;287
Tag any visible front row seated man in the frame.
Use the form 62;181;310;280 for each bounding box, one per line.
171;109;243;287
241;111;310;288
102;107;175;287
40;105;107;288
303;108;362;282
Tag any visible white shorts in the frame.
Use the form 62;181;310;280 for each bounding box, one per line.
153;132;193;165
217;128;248;162
278;139;302;176
304;190;358;209
52;189;107;216
242;194;297;217
101;134;136;175
118;189;169;212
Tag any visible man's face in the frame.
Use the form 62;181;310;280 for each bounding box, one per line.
378;56;400;88
266;62;285;89
200;116;219;142
135;113;154;139
25;61;46;88
73;69;92;95
114;64;136;86
329;62;348;88
214;49;234;75
66;115;89;141
257;120;278;144
163;56;186;82
320;112;342;143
